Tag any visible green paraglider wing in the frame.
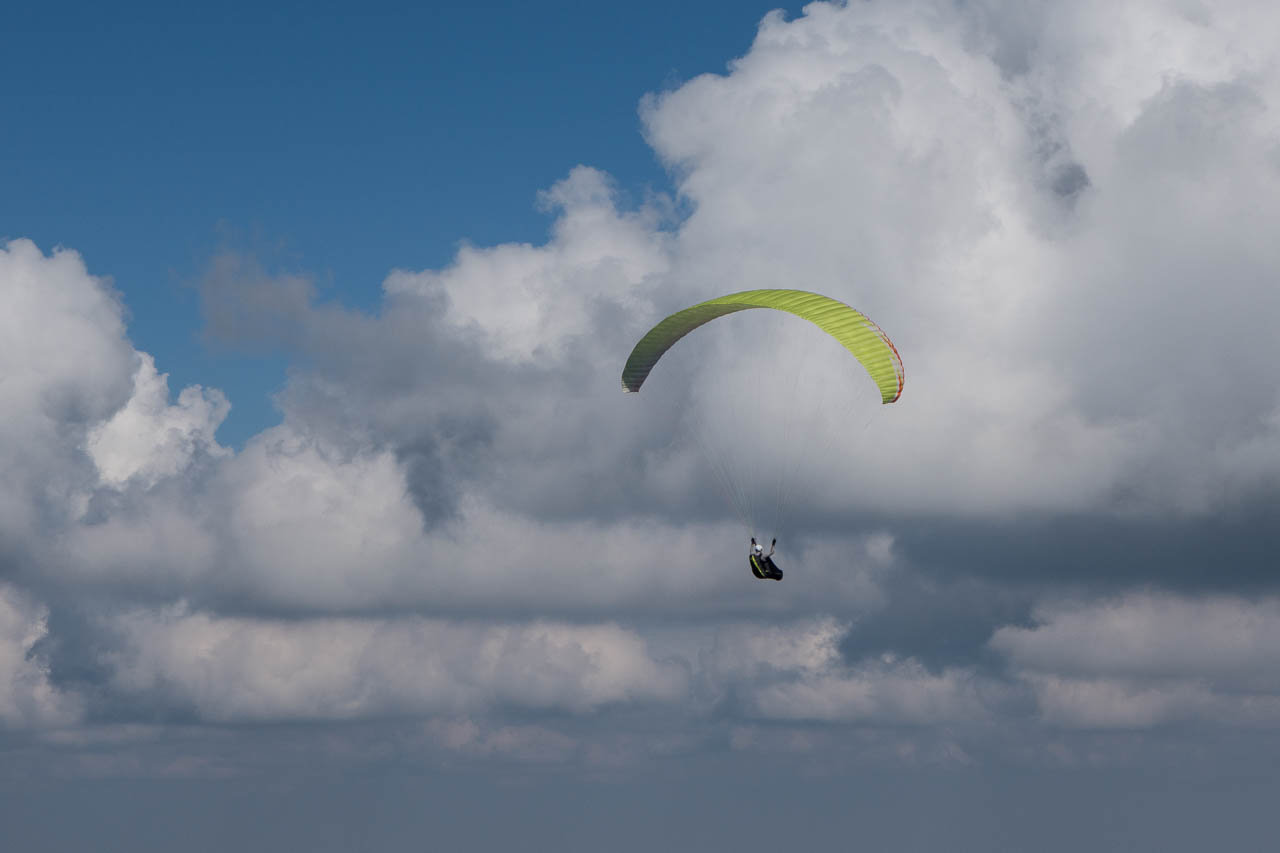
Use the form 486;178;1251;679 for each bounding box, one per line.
621;289;903;403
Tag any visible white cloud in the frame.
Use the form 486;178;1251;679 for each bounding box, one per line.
1016;674;1218;729
7;1;1280;769
0;584;82;729
103;605;689;722
0;240;135;428
993;594;1280;689
211;427;428;608
0;239;231;589
751;656;989;725
99;609;999;734
693;617;994;725
635;0;1280;516
993;593;1280;727
25;0;1279;615
385;166;670;363
698;617;848;681
86;352;229;490
0;240;136;543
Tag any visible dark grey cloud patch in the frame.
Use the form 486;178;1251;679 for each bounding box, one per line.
199;252;316;356
1050;161;1089;199
837;567;1036;672
895;508;1280;593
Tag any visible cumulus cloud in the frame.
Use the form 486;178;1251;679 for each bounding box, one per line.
0;240;135;550
0;240;232;594
0;240;134;430
85;353;229;490
387;166;671;362
0;584;82;728
751;656;990;725
5;0;1280;779
692;617;996;724
51;0;1271;615
653;2;1276;517
994;594;1280;687
993;593;1280;728
94;609;1002;741
102;605;688;722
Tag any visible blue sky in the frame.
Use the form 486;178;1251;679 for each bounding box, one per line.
4;0;795;446
7;2;1280;850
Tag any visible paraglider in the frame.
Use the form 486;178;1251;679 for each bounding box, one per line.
622;288;903;580
750;537;782;581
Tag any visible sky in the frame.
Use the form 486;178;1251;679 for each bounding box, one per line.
4;0;1280;849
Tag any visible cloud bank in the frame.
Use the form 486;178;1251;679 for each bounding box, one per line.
3;1;1280;785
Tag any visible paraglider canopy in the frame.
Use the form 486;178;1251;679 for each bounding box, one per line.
621;289;903;403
